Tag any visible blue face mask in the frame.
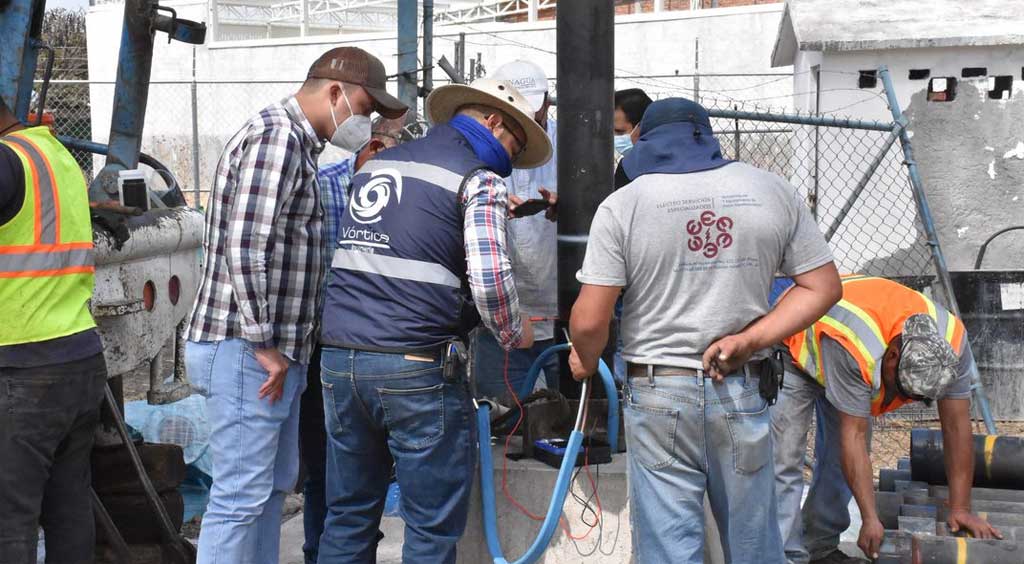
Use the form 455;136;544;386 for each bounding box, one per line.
614;134;633;155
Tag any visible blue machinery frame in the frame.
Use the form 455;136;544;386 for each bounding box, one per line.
476;343;619;564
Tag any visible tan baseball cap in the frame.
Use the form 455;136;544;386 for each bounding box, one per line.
307;47;408;119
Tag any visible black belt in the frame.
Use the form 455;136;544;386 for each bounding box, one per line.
626;360;771;379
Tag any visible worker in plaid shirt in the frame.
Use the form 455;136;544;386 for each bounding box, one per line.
183;47;406;564
298;116;413;564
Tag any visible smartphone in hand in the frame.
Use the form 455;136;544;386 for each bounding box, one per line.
510;198;552;218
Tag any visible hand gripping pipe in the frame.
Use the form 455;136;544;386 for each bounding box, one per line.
476;343;618;564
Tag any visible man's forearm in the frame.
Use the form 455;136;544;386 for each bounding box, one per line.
940;399;975;511
840;419;878;522
569;317;609;373
464;173;523;349
745;263;841;349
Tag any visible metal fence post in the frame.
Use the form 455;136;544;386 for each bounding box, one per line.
878;65;997;434
190;50;201;208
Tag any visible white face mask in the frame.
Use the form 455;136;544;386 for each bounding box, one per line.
329;88;371;152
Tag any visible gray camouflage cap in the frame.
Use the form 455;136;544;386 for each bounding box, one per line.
897;314;958;400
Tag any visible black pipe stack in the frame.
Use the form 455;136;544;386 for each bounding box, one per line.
870;429;1024;563
555;0;615;393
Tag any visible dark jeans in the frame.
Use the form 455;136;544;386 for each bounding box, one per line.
0;353;107;564
299;346;328;564
318;347;477;564
472;332;559;404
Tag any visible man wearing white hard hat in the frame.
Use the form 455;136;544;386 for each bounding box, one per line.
317;77;552;562
473;59;561;404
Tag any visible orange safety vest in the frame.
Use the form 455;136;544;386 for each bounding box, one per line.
783;275;966;416
0;126;96;346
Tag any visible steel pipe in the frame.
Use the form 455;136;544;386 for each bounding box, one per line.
912;536;1023;564
911;429;1024;490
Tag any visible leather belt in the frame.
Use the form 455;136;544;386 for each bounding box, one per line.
626;362;706;379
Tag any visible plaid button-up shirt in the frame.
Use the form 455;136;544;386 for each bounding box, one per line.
462;170;524;349
317;154;354;279
186;96;324;363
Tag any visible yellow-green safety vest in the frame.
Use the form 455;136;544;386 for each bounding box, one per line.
0;126;97;346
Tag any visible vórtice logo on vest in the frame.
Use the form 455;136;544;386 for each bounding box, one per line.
349;168;403;224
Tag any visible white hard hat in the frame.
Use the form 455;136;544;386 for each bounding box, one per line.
490;59;549;113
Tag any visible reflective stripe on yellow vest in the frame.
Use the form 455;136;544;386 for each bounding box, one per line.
784;275;966;416
0;126;96;346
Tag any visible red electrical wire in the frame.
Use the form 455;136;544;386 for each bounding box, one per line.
497;349;603;540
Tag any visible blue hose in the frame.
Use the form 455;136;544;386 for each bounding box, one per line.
477;343;618;564
515;343;618;451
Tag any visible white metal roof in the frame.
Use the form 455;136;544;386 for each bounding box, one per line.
771;0;1024;67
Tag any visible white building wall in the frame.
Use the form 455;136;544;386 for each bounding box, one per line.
787;45;1024;274
84;3;792;195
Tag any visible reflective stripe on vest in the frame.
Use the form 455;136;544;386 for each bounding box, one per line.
0;244;93;278
332;248;461;288
358;159;466;194
817;298;887;393
4;135;60;244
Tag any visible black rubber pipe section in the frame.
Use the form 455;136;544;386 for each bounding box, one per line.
911;428;1024;489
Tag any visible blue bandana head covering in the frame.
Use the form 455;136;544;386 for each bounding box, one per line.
448;114;513;177
621;97;733;181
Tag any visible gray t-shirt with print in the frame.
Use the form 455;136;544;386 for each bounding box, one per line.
820;336;974;418
577;162;834;369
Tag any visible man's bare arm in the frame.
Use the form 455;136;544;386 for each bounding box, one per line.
838;411;884;559
703;261;842;378
938;397;1001;539
568;284;622;380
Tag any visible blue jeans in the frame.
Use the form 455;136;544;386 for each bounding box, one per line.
185;339;306;564
771;367;871;563
625;372;784;564
473;331;559;404
318;347;477;563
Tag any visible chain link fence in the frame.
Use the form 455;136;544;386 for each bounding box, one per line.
44;70;975;470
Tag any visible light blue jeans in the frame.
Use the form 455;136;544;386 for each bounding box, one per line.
771;366;871;563
625;371;784;564
185;338;306;564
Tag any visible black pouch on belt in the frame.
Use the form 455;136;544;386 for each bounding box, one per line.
442;339;469;383
758;349;785;405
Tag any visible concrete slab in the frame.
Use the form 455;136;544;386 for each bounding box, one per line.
279;513;405;564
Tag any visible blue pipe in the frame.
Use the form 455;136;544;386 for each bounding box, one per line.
477;343;618;564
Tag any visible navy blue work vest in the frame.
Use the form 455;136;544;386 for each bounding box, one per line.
320;124;488;352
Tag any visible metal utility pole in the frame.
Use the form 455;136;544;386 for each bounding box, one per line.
556;0;614;325
397;0;418;115
456;32;465;79
422;0;433;97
